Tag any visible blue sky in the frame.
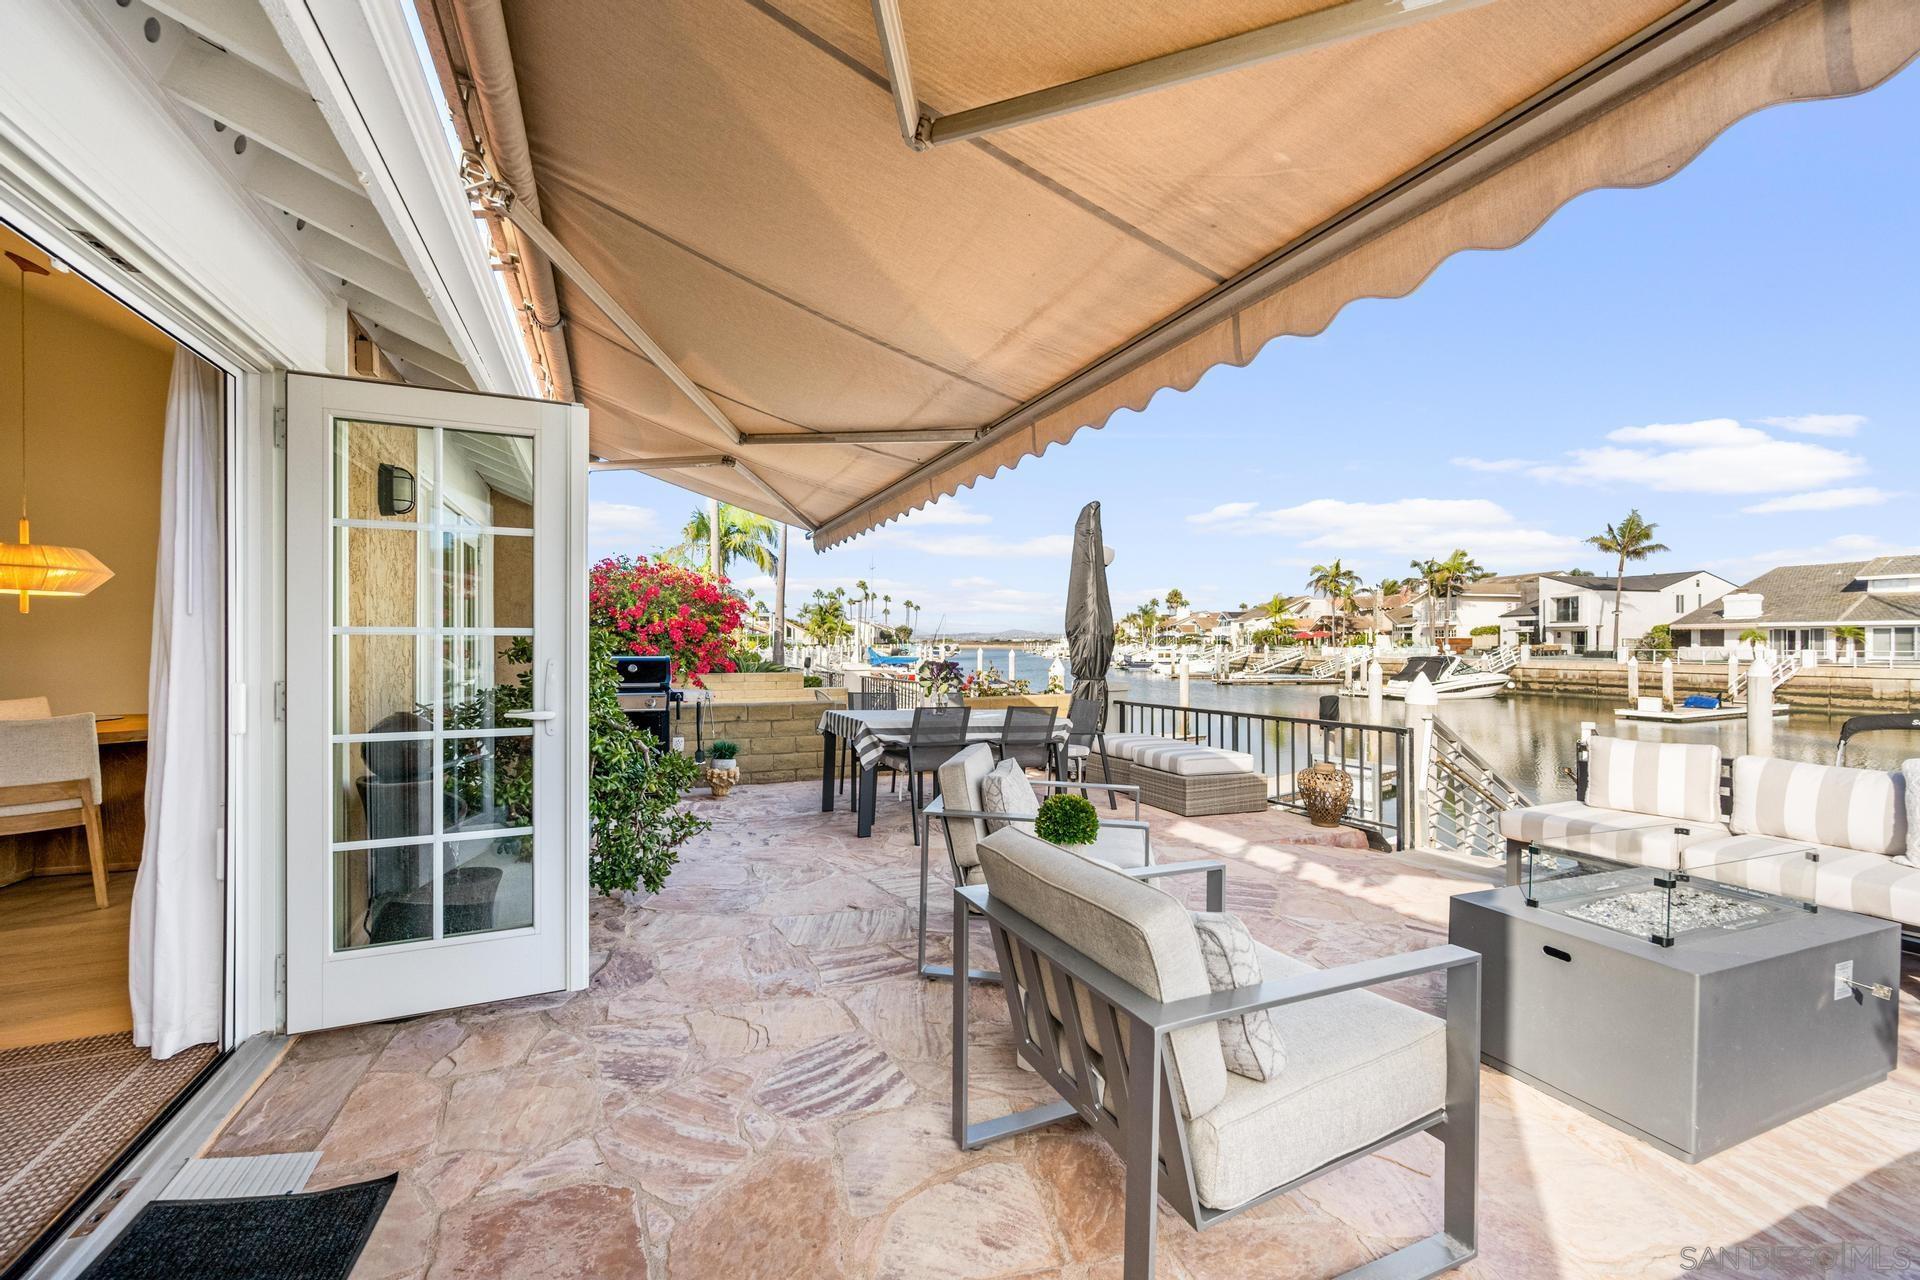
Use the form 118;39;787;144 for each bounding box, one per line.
589;63;1919;633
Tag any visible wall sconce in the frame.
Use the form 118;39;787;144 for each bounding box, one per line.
377;463;416;517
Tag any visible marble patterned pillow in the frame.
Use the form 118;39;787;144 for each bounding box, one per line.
978;757;1040;833
1190;911;1285;1081
1901;760;1920;867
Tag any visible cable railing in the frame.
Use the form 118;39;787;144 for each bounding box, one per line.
1419;716;1532;860
1113;700;1411;849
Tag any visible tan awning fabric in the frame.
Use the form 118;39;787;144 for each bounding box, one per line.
435;0;1918;546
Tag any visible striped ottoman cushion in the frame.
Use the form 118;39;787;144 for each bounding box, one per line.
1730;756;1908;855
1131;742;1258;777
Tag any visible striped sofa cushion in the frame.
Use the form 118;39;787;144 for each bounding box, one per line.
1130;742;1258;777
1730;756;1908;855
1584;738;1723;825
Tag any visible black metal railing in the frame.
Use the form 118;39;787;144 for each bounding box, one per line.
1113;700;1412;849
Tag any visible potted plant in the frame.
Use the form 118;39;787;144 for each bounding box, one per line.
1034;792;1100;849
916;659;963;706
709;739;741;776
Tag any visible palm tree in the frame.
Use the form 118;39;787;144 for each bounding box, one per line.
671;504;779;578
1164;587;1189;616
1306;560;1361;641
1370;576;1403;639
882;594;893;627
1585;511;1670;654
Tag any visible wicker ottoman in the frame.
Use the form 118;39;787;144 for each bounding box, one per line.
1093;755;1270;817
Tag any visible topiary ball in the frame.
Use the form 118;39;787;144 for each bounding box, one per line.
1034;792;1101;846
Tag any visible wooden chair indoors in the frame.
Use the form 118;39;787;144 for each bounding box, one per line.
0;713;109;908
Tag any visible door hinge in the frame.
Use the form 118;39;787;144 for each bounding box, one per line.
274;680;287;723
274;954;287;1003
273;405;287;448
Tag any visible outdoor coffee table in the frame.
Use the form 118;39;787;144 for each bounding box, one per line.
1450;829;1900;1162
816;708;1070;837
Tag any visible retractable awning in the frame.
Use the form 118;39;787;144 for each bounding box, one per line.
416;0;1917;548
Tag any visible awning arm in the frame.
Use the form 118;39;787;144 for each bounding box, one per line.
591;454;816;531
738;427;980;445
885;0;1497;151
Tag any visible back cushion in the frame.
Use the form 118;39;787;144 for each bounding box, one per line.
1731;756;1908;855
1585;738;1723;824
979;757;1040;833
976;827;1228;1120
935;743;996;870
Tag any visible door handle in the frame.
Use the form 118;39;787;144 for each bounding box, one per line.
505;660;559;735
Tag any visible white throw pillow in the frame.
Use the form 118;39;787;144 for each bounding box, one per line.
978;757;1040;833
1190;911;1285;1082
1901;760;1920;867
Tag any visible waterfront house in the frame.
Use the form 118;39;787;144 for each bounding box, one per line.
1671;558;1920;661
1515;570;1737;653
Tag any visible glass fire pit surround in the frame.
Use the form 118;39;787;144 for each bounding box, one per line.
1520;826;1816;947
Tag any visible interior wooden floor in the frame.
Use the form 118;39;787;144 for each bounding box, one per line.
0;872;134;1051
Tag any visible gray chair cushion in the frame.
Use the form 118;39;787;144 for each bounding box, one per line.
1730;755;1907;855
1191;912;1284;1082
979;757;1039;833
976;826;1228;1120
1904;760;1920;866
1187;944;1445;1211
935;743;997;872
1585;737;1724;824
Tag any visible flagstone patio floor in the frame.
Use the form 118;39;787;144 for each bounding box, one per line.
210;781;1920;1279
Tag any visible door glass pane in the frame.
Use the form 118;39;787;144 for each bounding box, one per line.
444;835;534;937
336;527;428;628
334;739;434;843
328;417;538;953
334;844;434;950
334;634;429;735
335;419;435;523
444;734;533;832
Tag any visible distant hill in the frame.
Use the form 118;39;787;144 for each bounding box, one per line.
940;628;1057;642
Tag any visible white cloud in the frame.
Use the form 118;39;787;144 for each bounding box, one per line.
1526;418;1864;494
1741;487;1896;514
903;498;991;526
1183;497;1581;565
1756;413;1867;437
867;529;1073;558
1186;501;1259;525
587;502;660;556
1451;456;1539;473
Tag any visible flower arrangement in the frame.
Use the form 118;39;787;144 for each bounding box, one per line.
1034;792;1100;847
588;555;747;688
1044;670;1066;695
960;663;1032;697
916;659;964;703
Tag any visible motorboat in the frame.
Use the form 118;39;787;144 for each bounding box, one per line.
1374;654;1510;700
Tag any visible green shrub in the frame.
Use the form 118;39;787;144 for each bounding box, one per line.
710;740;739;760
1034;792;1100;846
581;629;706;894
1470;624;1500;637
802;675;824;688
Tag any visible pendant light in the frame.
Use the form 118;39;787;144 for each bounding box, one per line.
0;250;113;613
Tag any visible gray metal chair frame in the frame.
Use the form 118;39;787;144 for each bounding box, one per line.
840;687;895;798
952;865;1481;1280
1064;693;1117;809
881;705;973;843
918;780;1148;983
995;705;1060;775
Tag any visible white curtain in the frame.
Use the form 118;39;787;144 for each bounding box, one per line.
130;347;225;1059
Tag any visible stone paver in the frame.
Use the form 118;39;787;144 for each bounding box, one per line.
206;781;1920;1279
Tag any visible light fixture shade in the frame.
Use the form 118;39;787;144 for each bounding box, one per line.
0;528;114;611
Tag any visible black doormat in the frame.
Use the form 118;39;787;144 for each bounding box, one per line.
78;1175;395;1280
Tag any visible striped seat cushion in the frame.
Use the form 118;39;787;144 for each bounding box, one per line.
1498;802;1726;869
1093;733;1162;762
1130;741;1258;777
1730;756;1908;855
1687;833;1920;927
1584;738;1724;825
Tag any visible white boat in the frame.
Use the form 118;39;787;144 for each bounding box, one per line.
1374;654;1511;700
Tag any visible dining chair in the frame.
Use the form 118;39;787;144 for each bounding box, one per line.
0;713;109;907
994;705;1059;776
880;705;973;843
1063;692;1117;809
841;687;896;799
0;695;52;720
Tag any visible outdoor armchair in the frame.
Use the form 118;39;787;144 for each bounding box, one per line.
920;742;1149;982
954;826;1480;1280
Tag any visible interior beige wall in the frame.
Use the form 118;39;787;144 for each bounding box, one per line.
0;240;174;716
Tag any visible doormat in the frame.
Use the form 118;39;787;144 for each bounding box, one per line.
78;1174;395;1280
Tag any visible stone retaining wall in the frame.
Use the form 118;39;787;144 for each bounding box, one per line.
1508;661;1920;712
685;696;842;783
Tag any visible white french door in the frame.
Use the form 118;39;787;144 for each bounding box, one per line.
286;374;587;1033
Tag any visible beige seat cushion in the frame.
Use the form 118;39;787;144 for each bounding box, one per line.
1688;833;1920;927
1730;756;1908;855
1585;737;1724;825
976;826;1227;1120
934;743;998;874
1081;823;1149;869
1499;802;1727;868
1187;944;1445;1211
1131;742;1258;777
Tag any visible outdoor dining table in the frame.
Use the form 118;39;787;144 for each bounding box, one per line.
816;707;1070;837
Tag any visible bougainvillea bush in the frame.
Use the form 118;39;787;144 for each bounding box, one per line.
589;555;747;688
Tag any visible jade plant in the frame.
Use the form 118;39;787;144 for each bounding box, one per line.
1034;792;1100;847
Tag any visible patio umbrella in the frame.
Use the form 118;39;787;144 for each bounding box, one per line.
1064;501;1114;717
